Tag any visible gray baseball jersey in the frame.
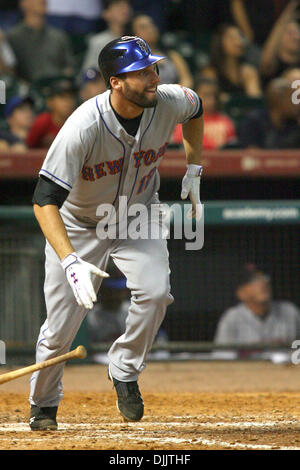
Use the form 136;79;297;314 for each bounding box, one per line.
30;84;201;408
214;301;300;345
39;84;201;226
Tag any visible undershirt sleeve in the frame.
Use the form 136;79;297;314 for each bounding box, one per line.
32;175;69;209
190;102;203;119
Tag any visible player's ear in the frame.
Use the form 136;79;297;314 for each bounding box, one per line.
110;76;122;91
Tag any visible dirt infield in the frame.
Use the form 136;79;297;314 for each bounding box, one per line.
1;361;300;450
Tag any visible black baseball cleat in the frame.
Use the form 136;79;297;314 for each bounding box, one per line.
108;369;144;422
30;405;58;431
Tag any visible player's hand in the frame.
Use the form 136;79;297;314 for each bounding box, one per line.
181;164;203;221
61;252;109;309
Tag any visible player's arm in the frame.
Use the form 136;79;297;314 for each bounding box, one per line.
33;176;109;309
182;114;203;166
181;114;204;220
260;1;298;76
33;204;74;260
160;84;204;218
33;176;73;260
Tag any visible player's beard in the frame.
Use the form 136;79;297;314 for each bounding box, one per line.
123;81;157;109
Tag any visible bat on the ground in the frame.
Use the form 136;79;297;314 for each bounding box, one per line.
0;345;87;385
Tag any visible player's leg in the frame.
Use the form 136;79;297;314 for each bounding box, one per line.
107;228;173;421
108;236;173;381
29;227;111;417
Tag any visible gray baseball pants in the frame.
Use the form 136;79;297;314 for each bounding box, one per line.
29;218;173;407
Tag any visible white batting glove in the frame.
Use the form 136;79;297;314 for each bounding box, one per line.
181;164;203;221
61;252;109;310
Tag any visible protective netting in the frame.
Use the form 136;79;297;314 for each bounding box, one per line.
0;213;299;350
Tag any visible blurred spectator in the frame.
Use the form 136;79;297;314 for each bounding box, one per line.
230;0;289;47
0;27;16;75
229;0;290;68
7;0;75;82
27;78;76;149
82;0;131;70
130;0;168;32
79;68;106;102
282;66;300;82
214;264;300;346
0;95;34;153
260;1;300;84
201;24;262;102
46;0;103;34
172;78;237;149
239;77;300;148
127;14;193;88
182;0;231;46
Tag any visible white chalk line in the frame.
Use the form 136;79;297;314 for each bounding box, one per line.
0;420;298;432
0;420;300;450
1;434;293;451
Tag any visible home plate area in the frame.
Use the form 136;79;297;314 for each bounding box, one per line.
1;363;300;450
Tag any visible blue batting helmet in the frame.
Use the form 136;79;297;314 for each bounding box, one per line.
98;36;165;87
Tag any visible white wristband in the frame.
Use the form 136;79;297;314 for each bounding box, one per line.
186;164;203;177
61;252;78;271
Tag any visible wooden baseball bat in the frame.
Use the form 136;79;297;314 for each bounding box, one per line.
0;345;87;385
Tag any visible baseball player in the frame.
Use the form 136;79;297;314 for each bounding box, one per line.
29;36;204;430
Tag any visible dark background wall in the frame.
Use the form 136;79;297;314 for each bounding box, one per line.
2;176;300;206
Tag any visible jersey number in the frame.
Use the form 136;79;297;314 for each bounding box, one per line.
137;168;157;194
